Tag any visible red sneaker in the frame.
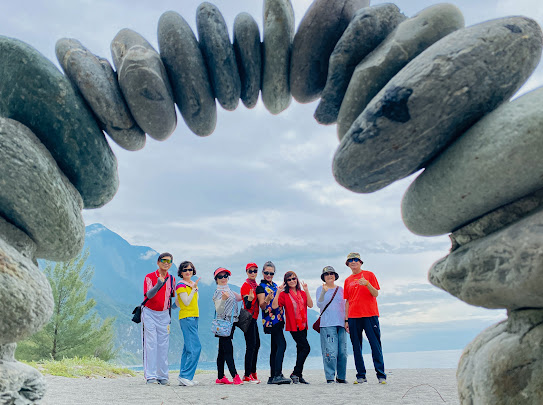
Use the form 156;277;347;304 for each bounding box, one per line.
233;374;244;385
242;375;254;383
250;373;261;384
216;376;233;385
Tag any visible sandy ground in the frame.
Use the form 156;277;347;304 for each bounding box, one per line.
40;368;459;405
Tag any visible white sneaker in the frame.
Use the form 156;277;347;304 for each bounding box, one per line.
191;380;200;386
178;377;195;386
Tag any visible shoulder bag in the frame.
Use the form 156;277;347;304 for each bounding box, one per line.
312;287;338;333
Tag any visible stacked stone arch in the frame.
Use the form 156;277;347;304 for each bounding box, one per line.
1;1;542;403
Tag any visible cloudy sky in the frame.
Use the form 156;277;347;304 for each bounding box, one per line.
4;0;542;353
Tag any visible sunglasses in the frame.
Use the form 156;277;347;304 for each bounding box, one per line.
286;277;297;282
181;268;193;273
263;271;275;276
323;272;334;277
216;274;229;280
160;258;172;264
247;269;258;274
347;258;360;263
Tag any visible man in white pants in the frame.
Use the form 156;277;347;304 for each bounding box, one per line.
142;252;176;385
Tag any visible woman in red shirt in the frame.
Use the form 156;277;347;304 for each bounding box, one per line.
272;271;313;384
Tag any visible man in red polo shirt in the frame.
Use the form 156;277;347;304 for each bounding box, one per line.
343;252;386;385
240;262;261;383
142;252;176;385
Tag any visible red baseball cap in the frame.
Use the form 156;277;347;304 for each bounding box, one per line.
245;262;258;271
213;267;231;278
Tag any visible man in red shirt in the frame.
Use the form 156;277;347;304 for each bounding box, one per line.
142;252;176;385
343;252;386;384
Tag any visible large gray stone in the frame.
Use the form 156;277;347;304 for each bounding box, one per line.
429;209;543;310
403;87;543;236
262;0;294;114
55;38;146;151
450;188;543;251
0;217;36;261
337;4;464;140
290;0;369;103
333;17;542;193
0;357;47;404
458;309;543;405
158;11;217;136
0;233;54;344
0;37;118;209
0;118;84;261
111;28;177;141
196;2;241;112
314;4;407;124
233;12;262;109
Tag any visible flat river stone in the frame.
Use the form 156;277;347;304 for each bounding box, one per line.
315;4;406;124
158;11;217;136
0;118;85;261
197;2;241;111
429;209;543;310
0;233;54;344
0;37;118;208
290;0;369;103
333;16;542;193
111;28;177;141
262;0;294;114
403;87;543;236
56;38;146;151
458;309;543;405
233;12;262;109
336;3;464;139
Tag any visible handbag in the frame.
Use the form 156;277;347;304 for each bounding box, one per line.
312;287;339;333
131;275;171;324
211;310;234;337
236;308;253;333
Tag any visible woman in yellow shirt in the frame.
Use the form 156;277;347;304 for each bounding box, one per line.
175;261;201;386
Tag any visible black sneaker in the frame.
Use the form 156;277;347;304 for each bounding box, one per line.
327;380;335;384
290;374;300;384
298;376;309;384
271;375;292;385
267;376;273;384
336;378;348;384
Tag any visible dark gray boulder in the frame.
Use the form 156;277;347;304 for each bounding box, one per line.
314;4;407;124
196;2;241;111
0;216;36;261
333;17;543;193
262;0;294;114
0;118;85;261
0;37;119;209
158;11;217;136
290;0;369;103
111;28;177;141
55;38;146;151
233;12;262;109
337;3;465;140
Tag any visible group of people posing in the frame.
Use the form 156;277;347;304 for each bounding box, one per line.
140;252;386;386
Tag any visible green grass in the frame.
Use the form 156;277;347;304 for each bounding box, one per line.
22;357;137;378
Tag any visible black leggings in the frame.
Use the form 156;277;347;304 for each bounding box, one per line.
244;318;260;376
270;325;286;377
217;330;237;379
290;329;311;377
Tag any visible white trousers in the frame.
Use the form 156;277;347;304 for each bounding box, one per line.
142;306;170;381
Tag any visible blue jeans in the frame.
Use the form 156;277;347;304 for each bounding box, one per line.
178;317;201;380
348;316;386;380
320;326;347;381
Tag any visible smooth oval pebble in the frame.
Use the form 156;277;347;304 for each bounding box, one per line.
333;16;543;193
197;2;241;111
337;3;465;140
402;87;543;236
56;38;146;151
0;118;85;261
111;28;177;141
314;3;407;124
0;37;118;209
0;234;53;344
158;11;217;136
234;12;262;109
262;0;294;114
290;0;369;103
